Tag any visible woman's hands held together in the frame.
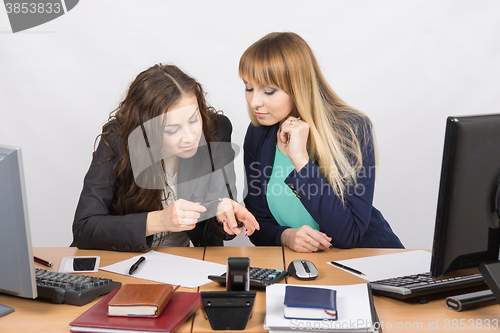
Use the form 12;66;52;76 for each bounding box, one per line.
216;198;260;236
146;199;207;236
146;198;260;238
281;225;333;253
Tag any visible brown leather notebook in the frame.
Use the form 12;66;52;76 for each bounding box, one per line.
107;284;174;318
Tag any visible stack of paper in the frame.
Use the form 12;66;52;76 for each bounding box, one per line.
265;284;378;333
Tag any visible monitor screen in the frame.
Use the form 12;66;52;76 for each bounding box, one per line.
430;114;500;278
0;145;37;302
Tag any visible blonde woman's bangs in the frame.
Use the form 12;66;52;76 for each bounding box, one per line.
239;41;291;93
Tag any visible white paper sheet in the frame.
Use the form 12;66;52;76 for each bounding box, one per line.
265;284;375;333
327;250;432;282
100;250;226;288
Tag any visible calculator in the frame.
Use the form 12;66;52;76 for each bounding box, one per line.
208;267;288;289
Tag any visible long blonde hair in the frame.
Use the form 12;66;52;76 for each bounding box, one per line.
239;32;376;202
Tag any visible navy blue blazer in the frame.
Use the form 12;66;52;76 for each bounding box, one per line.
243;121;403;249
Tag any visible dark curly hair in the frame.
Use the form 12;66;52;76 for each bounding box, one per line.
97;64;219;224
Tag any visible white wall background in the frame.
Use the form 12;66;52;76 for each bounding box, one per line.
1;0;499;249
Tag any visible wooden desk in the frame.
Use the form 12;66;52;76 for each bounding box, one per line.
2;247;500;332
283;248;500;332
0;247;204;333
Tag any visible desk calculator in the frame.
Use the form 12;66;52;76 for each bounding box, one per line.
208;267;287;289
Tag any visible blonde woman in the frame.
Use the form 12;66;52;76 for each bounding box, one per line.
240;32;403;252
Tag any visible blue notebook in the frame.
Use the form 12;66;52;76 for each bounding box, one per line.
284;285;337;320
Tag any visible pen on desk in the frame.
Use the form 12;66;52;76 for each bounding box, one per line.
330;261;365;276
129;256;146;275
34;256;53;267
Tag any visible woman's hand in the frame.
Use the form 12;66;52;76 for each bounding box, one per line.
216;198;260;236
146;199;207;236
278;116;310;172
280;225;332;252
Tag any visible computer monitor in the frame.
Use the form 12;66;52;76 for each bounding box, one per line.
0;145;37;316
430;114;500;278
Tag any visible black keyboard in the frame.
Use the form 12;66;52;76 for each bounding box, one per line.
208;267;288;289
369;272;485;300
35;268;121;306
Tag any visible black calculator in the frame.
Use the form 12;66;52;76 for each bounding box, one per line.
208;267;288;289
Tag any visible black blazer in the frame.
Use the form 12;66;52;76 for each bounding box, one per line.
71;114;236;251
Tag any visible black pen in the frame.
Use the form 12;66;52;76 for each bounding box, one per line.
330;261;365;276
129;256;146;275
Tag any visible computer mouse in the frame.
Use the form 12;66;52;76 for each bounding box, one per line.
287;259;318;280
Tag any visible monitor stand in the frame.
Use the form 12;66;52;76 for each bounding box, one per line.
0;303;14;317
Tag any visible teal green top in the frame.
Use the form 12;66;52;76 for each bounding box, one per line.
266;146;319;230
